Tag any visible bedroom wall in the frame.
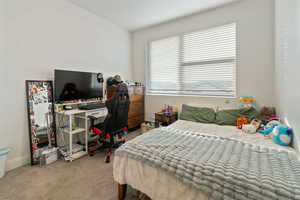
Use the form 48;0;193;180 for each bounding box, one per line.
275;0;300;151
131;0;275;121
0;1;5;85
0;0;131;170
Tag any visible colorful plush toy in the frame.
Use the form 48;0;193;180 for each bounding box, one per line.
272;125;293;146
242;119;261;134
264;120;281;129
260;124;278;137
259;106;277;121
236;116;248;129
260;124;293;146
259;120;281;134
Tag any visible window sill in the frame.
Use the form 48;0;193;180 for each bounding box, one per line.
146;93;236;99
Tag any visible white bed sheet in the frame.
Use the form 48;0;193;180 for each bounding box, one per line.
114;155;214;200
113;120;294;200
169;120;294;151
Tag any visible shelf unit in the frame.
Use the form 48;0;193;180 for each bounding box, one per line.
57;110;88;162
56;108;107;162
63;128;86;135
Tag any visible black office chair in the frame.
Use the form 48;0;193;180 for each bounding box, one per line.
88;83;130;163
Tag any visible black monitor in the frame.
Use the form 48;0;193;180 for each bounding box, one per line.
54;69;103;102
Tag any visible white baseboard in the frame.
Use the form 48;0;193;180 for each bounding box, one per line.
6;155;30;171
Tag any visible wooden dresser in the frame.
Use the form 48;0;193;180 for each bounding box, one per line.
127;85;145;129
106;84;145;129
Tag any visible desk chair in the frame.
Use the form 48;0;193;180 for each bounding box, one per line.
88;83;130;163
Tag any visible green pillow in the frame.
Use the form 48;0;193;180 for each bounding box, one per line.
215;107;259;126
180;104;216;124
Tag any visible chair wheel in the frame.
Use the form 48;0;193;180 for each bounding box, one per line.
105;155;111;163
89;152;95;157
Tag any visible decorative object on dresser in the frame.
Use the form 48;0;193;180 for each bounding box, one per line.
107;83;145;130
155;112;178;126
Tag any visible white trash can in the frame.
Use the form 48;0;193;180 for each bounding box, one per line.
0;148;10;178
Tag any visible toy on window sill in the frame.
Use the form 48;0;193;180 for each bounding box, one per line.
237;96;257;109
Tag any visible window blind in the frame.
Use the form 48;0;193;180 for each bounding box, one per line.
148;23;236;96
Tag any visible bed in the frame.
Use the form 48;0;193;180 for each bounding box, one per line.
113;120;298;200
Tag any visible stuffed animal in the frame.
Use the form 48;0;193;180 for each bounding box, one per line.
272;125;293;146
242;119;261;134
260;124;278;138
259;120;281;133
260;124;293;146
259;120;281;137
236;116;248;129
242;124;257;134
259;106;277;121
265;120;281;129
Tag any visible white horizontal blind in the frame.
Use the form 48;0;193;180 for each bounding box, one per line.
148;23;236;96
149;36;180;92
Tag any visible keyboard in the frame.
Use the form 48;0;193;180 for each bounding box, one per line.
78;103;106;110
87;108;108;119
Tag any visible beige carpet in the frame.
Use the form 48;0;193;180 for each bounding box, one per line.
0;131;146;200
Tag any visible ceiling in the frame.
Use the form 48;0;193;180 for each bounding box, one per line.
69;0;241;31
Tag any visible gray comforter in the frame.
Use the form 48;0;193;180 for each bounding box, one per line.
115;127;300;200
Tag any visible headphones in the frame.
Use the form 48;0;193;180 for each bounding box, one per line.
97;73;104;83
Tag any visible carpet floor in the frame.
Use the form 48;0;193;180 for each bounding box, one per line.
0;131;145;200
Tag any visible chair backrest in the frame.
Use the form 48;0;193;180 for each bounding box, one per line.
105;83;130;133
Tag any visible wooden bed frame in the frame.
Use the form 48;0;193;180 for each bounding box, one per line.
118;184;127;200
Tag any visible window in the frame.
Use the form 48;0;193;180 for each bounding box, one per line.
147;23;236;97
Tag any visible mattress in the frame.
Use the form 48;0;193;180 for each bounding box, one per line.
113;120;295;200
169;120;294;151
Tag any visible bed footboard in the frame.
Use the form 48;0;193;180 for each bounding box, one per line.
118;184;127;200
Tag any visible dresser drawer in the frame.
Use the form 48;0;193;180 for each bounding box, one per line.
134;87;144;95
128;115;144;129
129;102;144;117
128;86;135;95
130;95;144;102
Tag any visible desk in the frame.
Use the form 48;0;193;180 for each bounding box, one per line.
56;108;108;161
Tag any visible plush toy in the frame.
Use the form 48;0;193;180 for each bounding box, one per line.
272;125;293;146
242;119;261;134
259;106;277;121
260;124;278;138
236;116;248;129
242;124;257;134
264;120;281;129
259;120;281;133
260;124;293;146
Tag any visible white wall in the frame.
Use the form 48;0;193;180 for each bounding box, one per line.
0;1;5;86
275;0;300;151
0;0;131;170
132;0;275;121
